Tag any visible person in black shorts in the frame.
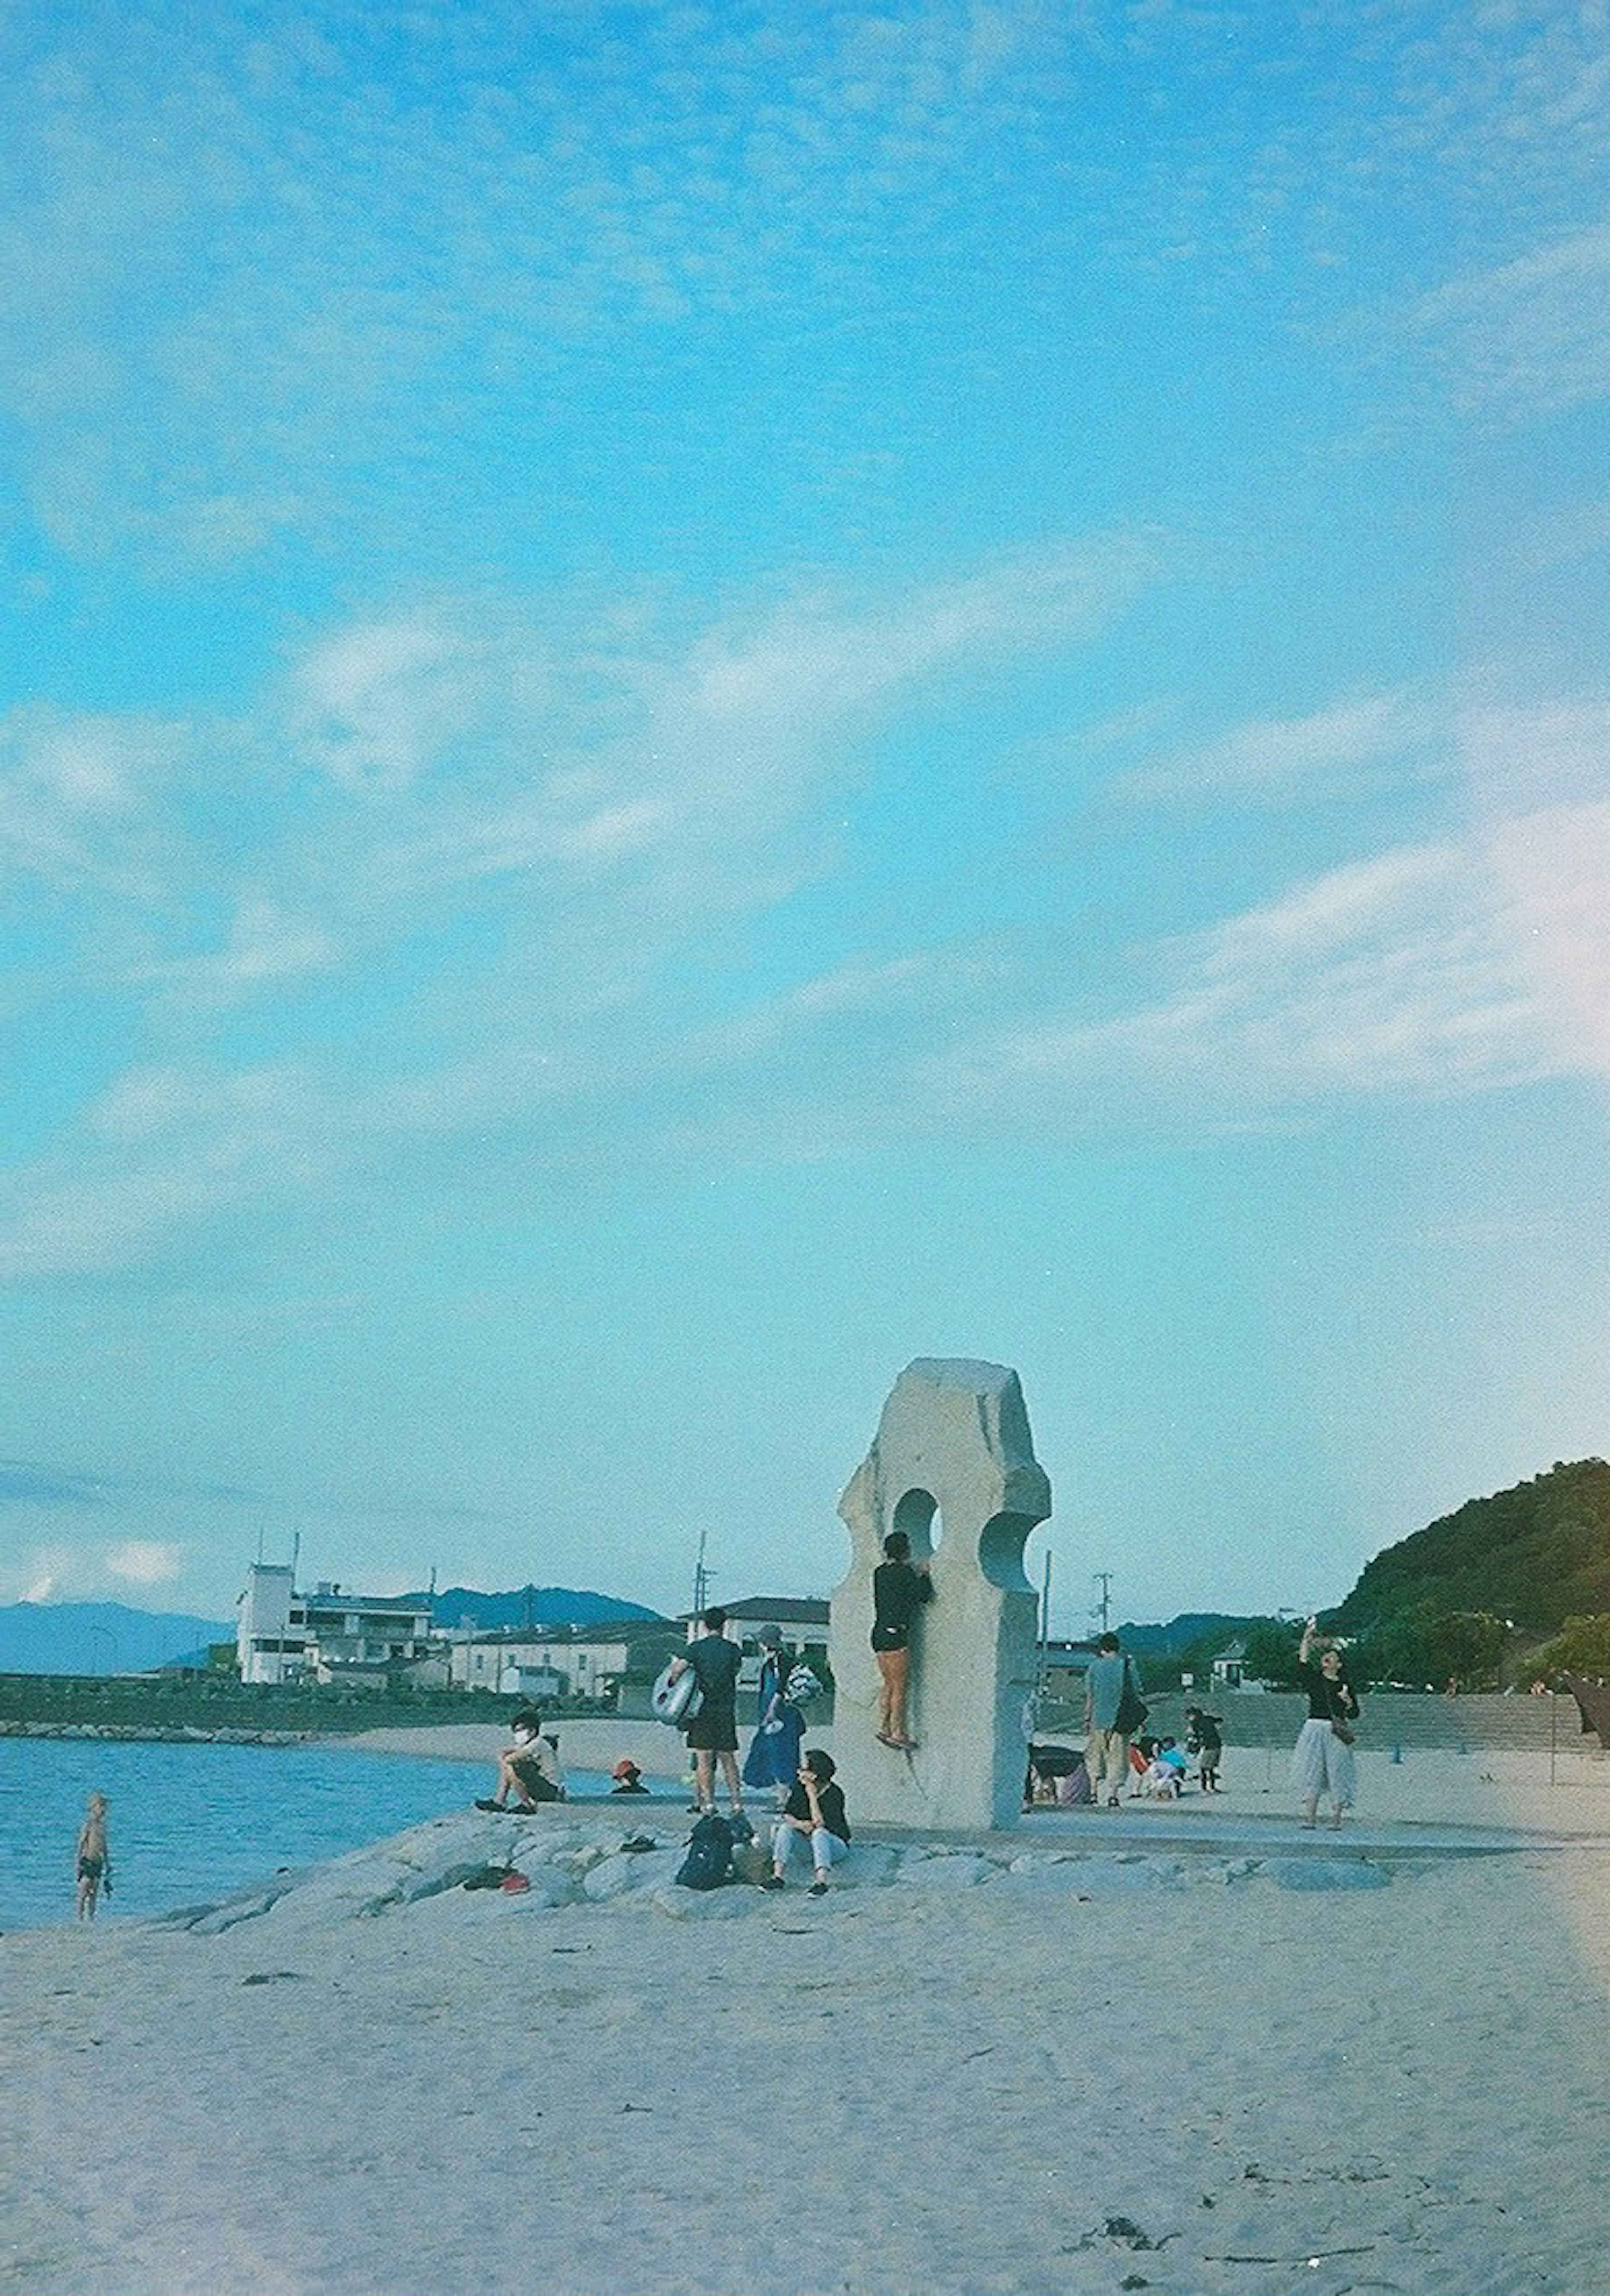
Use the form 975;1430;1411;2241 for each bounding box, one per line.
75;1791;112;1921
475;1710;566;1810
871;1529;933;1750
666;1606;746;1819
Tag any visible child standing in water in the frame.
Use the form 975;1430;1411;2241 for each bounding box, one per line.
75;1791;112;1920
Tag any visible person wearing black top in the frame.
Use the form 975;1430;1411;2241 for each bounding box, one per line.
1292;1616;1361;1828
871;1528;933;1750
665;1607;746;1821
1184;1705;1225;1792
762;1749;851;1895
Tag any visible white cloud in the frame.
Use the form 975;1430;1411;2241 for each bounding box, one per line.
1109;692;1439;805
0;542;1152;1271
0;704;185;896
1408;226;1610;428
293;621;475;791
135;897;342;1005
106;1540;183;1587
1483;800;1610;1075
928;802;1605;1124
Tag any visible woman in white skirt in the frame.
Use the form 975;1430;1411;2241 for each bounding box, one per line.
1292;1616;1361;1828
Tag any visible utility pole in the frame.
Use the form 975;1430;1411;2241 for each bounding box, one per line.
1091;1570;1113;1635
691;1527;713;1622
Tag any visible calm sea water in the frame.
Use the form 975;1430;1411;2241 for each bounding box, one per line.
0;1738;679;1932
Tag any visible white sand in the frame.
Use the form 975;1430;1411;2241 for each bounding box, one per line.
5;1749;1610;2296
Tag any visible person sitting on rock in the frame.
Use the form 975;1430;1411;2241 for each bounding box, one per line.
762;1749;850;1896
476;1710;566;1811
610;1759;651;1795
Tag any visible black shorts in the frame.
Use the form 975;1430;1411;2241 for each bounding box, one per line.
686;1701;737;1752
509;1758;560;1803
870;1623;909;1654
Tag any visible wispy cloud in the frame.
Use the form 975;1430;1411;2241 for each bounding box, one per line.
1415;229;1607;434
0;542;1150;1271
0;1462;109;1507
935;837;1558;1122
922;678;1610;1129
1408;227;1610;429
1107;692;1440;806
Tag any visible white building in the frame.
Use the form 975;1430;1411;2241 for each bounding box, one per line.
678;1596;831;1694
236;1565;439;1687
446;1619;680;1703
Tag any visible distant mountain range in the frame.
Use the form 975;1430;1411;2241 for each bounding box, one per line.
1110;1613;1257;1655
0;1585;669;1675
411;1587;665;1631
0;1601;234;1676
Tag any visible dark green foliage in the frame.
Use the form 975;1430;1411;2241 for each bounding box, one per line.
1520;1612;1610;1684
1237;1619;1306;1687
1332;1460;1610;1640
1350;1608;1509;1690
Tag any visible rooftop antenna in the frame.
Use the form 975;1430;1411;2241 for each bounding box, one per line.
291;1528;301;1587
1091;1570;1113;1635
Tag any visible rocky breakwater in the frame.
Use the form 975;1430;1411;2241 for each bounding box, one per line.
139;1807;1397;1937
0;1718;313;1745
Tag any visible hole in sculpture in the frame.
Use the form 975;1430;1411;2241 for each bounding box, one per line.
978;1510;1036;1593
891;1487;940;1556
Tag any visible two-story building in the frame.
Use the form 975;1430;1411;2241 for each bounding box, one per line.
446;1617;681;1704
236;1565;441;1688
676;1596;832;1696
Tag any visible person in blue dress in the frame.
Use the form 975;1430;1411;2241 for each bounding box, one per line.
741;1623;805;1808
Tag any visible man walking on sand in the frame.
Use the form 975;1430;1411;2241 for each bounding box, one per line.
1083;1632;1143;1809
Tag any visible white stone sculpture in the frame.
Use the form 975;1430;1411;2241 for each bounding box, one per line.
828;1358;1052;1832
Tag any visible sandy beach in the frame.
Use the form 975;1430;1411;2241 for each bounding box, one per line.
5;1744;1610;2296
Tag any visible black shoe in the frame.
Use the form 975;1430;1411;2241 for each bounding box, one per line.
474;1798;503;1812
761;1874;785;1891
807;1880;829;1897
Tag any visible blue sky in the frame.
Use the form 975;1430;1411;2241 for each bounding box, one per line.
4;0;1608;1631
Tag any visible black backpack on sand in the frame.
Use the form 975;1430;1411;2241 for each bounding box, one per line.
675;1812;735;1890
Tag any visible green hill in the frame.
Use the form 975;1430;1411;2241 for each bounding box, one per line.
1333;1458;1610;1638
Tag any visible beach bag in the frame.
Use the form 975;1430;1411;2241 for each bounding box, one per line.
675;1812;734;1891
1114;1660;1148;1738
1059;1756;1093;1806
786;1664;821;1704
732;1834;771;1886
652;1661;704;1728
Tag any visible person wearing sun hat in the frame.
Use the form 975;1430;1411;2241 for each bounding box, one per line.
740;1622;805;1807
610;1758;651;1795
